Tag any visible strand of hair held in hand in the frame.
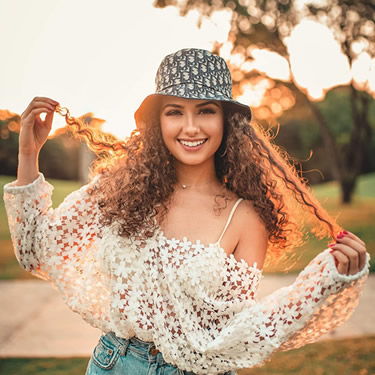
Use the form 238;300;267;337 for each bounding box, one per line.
55;105;128;156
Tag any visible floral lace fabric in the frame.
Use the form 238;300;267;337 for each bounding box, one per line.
3;173;370;374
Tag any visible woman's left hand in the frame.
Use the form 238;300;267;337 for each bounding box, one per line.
329;231;367;275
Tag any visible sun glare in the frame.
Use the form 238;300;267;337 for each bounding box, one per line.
352;52;375;91
286;20;351;100
237;79;273;108
1;1;232;140
248;48;291;81
2;2;374;139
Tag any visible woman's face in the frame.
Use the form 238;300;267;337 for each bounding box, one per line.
159;96;224;167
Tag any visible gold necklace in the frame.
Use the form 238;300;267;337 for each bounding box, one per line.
180;180;216;189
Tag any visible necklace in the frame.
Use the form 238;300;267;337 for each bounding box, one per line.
180;180;216;189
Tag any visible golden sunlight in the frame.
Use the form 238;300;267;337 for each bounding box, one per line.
246;48;290;81
232;18;372;116
0;1;232;140
1;2;374;139
286;20;352;100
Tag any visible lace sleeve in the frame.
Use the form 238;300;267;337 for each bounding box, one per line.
2;173;111;327
275;250;370;351
199;250;370;371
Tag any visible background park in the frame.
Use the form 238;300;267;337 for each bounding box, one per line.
0;0;375;374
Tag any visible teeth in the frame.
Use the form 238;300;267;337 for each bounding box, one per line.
179;139;206;147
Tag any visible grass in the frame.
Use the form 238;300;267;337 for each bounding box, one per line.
239;335;375;375
262;173;375;273
0;336;374;374
0;357;89;375
1;173;374;278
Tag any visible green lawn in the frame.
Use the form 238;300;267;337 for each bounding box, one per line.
277;173;375;274
240;335;375;375
1;173;374;278
0;357;89;375
0;336;374;375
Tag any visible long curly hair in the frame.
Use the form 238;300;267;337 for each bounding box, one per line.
56;102;340;269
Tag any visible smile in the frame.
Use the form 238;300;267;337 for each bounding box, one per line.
178;139;207;147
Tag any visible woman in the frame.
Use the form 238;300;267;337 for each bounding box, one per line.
3;48;369;375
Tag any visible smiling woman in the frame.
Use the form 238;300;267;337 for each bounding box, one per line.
3;48;369;375
160;98;224;170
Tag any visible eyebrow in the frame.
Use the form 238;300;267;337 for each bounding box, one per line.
162;100;221;111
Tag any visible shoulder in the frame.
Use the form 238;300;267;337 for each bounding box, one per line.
231;199;268;269
229;199;265;232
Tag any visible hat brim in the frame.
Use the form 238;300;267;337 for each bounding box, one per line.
134;85;251;126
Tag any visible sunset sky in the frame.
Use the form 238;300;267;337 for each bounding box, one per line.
1;0;374;139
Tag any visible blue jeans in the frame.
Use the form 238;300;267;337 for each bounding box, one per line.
86;332;237;375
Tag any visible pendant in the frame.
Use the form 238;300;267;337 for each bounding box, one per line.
182;184;188;189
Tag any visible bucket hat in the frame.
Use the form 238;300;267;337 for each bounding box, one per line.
134;48;251;124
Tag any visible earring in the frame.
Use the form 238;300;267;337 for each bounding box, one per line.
219;149;227;157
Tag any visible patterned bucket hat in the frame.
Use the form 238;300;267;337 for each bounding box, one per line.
134;48;251;124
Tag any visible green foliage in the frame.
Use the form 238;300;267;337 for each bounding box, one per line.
0;121;19;175
316;89;353;145
0;119;81;181
38;135;80;180
275;87;375;183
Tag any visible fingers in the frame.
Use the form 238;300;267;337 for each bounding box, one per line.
44;110;55;129
331;250;351;275
22;97;59;120
329;231;367;275
342;230;366;247
330;245;359;274
24;107;55;122
338;231;367;272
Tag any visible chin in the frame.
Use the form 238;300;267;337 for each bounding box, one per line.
174;154;214;167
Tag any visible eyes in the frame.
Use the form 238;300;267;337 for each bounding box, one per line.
165;107;217;117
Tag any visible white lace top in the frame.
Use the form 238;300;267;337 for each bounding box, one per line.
3;173;370;374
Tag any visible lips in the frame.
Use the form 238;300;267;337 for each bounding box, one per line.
178;139;207;147
177;138;208;151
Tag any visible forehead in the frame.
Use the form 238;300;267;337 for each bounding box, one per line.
159;96;221;108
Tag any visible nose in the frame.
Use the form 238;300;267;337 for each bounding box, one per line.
183;113;199;136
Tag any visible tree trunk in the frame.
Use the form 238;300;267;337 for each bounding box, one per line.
348;86;372;173
340;175;356;204
301;97;343;181
297;89;372;205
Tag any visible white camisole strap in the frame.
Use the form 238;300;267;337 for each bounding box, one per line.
217;198;243;245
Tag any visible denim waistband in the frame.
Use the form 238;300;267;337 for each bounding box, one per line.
104;332;161;360
101;332;236;375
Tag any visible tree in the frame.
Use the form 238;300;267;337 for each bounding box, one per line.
0;109;88;181
154;0;375;203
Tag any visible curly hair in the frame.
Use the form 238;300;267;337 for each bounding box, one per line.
56;103;340;269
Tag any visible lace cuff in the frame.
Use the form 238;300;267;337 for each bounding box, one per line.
325;249;370;283
3;172;53;194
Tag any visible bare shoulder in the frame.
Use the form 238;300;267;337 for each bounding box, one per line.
231;199;268;269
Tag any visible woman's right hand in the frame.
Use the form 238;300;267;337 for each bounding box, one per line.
19;97;59;156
